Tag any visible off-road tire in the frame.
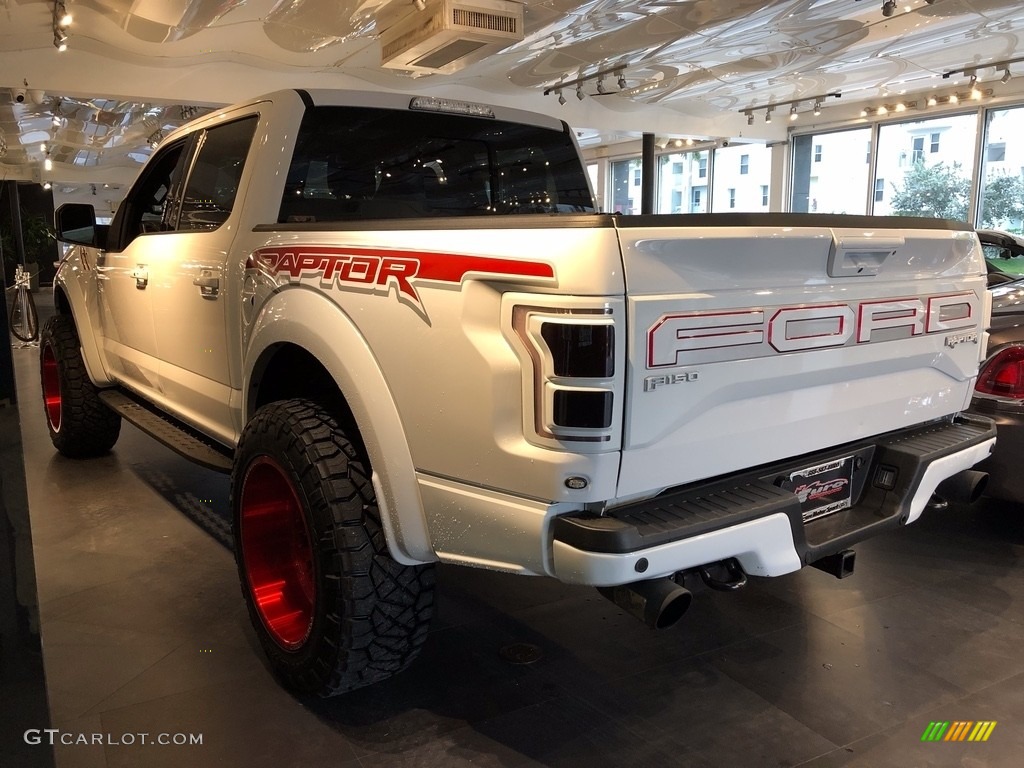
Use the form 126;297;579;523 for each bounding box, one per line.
231;398;435;696
39;314;121;457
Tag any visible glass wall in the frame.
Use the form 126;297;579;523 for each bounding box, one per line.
610;157;642;214
656;150;710;213
978;106;1024;232
791;128;872;214
873;114;976;220
711;144;772;212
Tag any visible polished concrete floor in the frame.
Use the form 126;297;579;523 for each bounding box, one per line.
6;315;1024;767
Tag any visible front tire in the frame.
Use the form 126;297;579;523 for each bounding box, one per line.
231;398;434;696
39;314;121;457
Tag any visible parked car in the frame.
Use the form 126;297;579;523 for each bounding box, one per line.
971;230;1024;501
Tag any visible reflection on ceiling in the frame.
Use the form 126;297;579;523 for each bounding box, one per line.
1;0;1023;206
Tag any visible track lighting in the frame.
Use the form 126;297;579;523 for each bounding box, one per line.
745;110;754;125
881;0;896;17
413;0;426;9
543;65;631;101
1001;68;1012;84
739;91;839;124
44;155;53;171
557;90;566;106
56;1;72;26
813;100;822;116
764;109;772;124
789;104;798;121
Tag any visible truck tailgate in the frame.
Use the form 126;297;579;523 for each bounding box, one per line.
615;215;986;501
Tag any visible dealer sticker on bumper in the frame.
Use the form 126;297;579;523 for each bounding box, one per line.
781;455;855;522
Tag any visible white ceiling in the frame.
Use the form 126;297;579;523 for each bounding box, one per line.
2;0;1023;209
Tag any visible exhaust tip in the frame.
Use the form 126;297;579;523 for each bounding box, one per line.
598;579;693;630
936;470;988;504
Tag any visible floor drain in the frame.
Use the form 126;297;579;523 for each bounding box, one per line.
499;642;543;665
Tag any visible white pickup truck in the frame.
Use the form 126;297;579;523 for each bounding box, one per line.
43;89;995;696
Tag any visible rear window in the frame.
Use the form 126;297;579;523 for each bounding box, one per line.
278;106;594;223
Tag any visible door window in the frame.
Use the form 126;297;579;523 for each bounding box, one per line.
178;116;259;231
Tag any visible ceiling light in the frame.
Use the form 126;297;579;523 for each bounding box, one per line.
617;72;627;90
881;1;896;17
1001;68;1012;84
43;181;52;190
877;105;888;115
55;2;72;27
596;76;607;94
685;138;694;146
927;96;938;106
44;156;53;171
813;101;822;116
860;108;869;117
413;0;426;9
40;142;47;152
576;83;584;101
971;88;982;100
949;93;959;103
765;109;772;124
746;110;754;125
557;90;566;106
789;104;798;121
894;102;906;112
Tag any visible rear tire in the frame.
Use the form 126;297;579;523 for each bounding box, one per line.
231;398;434;696
39;314;121;457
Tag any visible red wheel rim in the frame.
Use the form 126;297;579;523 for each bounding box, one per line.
41;342;62;432
239;456;316;650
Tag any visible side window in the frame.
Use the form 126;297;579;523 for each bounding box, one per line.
112;139;190;248
178;116;258;232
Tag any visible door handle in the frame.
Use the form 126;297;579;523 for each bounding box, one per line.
193;275;220;298
130;266;148;289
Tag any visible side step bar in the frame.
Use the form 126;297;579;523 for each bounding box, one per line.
98;390;233;473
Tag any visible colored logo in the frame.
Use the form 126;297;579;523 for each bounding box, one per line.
921;721;996;742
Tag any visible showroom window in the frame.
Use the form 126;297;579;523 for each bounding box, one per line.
712;144;770;212
977;106;1024;230
874;114;975;219
791;128;872;214
280;106;595;221
656;150;710;212
610;157;642;214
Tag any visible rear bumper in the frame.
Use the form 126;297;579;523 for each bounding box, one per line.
551;415;996;586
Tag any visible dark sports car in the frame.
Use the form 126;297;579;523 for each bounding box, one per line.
970;230;1024;501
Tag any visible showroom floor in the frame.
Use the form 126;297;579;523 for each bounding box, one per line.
8;311;1024;768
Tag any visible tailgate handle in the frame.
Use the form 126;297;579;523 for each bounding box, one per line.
828;235;903;277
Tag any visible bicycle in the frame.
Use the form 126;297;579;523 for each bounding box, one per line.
8;264;39;345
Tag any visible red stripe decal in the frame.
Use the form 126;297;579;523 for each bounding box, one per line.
252;245;554;309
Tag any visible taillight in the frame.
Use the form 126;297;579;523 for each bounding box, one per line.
512;304;619;444
976;346;1024;398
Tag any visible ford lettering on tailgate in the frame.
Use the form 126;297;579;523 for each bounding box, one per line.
647;292;979;368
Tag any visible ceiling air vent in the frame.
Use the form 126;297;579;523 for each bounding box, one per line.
380;0;524;74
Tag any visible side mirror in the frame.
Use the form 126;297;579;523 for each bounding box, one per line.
54;203;107;249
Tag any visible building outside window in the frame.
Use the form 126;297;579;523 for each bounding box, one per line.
875;114;975;219
761;185;769;207
711;144;770;212
656;150;710;212
791;128;871;214
814;144;822;162
978;106;1024;231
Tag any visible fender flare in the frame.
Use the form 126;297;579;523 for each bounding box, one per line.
53;253;115;387
244;288;434;565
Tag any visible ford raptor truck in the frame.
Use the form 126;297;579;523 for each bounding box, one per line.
42;89;995;696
